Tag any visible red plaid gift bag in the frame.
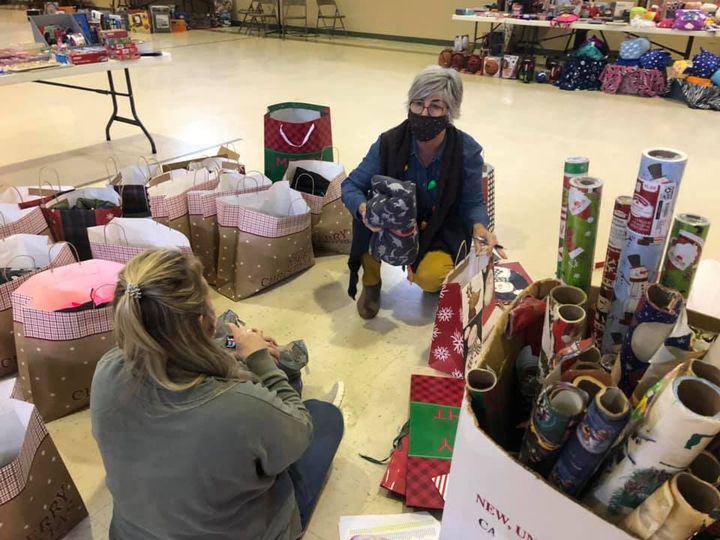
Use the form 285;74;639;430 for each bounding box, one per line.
42;187;122;261
215;181;314;301
187;171;271;284
429;253;496;378
406;374;465;509
264;103;333;181
12;259;123;421
0;203;51;240
88;218;192;265
149;168;219;239
282;160;353;254
0;398;88;538
0;237;76;378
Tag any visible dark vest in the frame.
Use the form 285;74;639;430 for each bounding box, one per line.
347;121;469;298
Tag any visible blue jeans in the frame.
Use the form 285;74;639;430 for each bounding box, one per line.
288;400;344;530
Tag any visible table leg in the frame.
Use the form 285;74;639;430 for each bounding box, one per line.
105;69;158;154
684;36;695;60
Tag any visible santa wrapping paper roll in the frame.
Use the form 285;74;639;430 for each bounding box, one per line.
550;387;630;497
557;157;590;278
621;473;720;540
618;284;685;395
594;196;633;344
539;285;587;378
659;213;711;300
560;176;603;294
587;377;720;520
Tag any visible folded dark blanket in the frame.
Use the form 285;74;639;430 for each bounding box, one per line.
0;267;34;285
291;167;331;197
366;175;418;266
51;198;119;210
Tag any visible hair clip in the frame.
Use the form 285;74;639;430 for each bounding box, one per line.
126;283;142;300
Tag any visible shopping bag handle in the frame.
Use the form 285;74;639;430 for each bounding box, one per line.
321;145;340;164
36;167;61;196
0;184;24;203
291;172;317;196
106;156;121;184
454;240;469;267
239;170;264;191
279;123;315;148
103;220;130;247
48;241;80;269
138;156;162;184
91;283;116;307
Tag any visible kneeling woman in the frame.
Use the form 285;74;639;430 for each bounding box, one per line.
342;65;503;319
91;249;343;539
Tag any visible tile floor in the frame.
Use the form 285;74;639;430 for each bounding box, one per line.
1;7;719;539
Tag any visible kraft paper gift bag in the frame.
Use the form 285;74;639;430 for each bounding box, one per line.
149;168;218;239
0;203;51;240
12;259;123;421
0;237;75;378
215;181;314;301
0;398;88;538
428;252;495;378
42;187;123;261
187;171;271;284
283;160;353;255
264;102;333;181
88;218;192;265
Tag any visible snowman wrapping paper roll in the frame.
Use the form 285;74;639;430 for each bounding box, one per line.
660;214;711;300
587;376;720;520
560;176;603;294
557;157;591;278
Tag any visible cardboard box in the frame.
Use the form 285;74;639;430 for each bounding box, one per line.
29;14;84;46
440;280;720;540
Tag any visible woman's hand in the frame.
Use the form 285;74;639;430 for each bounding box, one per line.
251;328;280;364
358;202;383;233
473;224;507;258
229;324;269;359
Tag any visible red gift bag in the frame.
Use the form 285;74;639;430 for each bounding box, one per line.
428;253;496;378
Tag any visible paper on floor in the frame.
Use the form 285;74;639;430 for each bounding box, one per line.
339;512;440;540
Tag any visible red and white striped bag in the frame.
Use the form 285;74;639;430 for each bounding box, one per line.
215;181;314;301
149;168;219;238
12;259;123;421
187;171;271;284
0;398;88;538
88;218;192;265
0;237;76;378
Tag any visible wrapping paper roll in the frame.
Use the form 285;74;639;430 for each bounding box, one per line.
628;148;688;238
572;375;606;401
594;196;633;344
689;451;720;486
622;473;720;540
660;213;711;300
466;367;501;439
550;387;630;497
552;305;587;367
557;157;590;278
519;382;589;477
602;230;669;354
587;377;720;520
539;285;588;377
560;177;603;294
618;284;685;395
631;346;704;404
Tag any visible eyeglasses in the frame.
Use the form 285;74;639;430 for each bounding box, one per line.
409;100;448;117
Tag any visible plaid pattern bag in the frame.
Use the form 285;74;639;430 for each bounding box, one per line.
187;173;271;285
264;103;333;181
12;259;123;421
0;239;76;378
88;218;192;265
149;170;219;239
0;399;88;538
42;188;122;261
0;204;51;240
215;184;314;301
283;161;353;254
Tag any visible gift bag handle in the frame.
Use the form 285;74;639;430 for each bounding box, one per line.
279;123;315;148
91;283;116;307
321;145;341;164
103;220;130;247
105;156;120;183
291;172;317;196
454;240;469;267
48;241;80;269
38;167;61;193
239;170;264;191
0;184;25;203
138;156;162;183
0;211;6;227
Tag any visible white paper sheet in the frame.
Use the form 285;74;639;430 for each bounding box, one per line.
338;512;440;540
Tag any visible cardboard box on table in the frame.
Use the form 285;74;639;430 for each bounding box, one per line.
440;280;720;540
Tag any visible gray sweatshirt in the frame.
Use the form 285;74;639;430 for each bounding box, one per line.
90;347;312;540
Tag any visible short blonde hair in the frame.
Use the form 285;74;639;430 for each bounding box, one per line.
113;249;253;391
407;66;464;120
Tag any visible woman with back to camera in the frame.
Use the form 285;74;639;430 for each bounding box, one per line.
342;65;505;320
90;249;343;540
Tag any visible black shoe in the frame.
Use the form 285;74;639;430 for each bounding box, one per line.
357;284;382;320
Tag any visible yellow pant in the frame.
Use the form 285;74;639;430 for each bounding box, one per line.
361;251;454;293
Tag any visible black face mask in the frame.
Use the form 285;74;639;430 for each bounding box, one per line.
407;111;450;142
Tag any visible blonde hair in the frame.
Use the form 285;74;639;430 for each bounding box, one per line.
113;249;252;391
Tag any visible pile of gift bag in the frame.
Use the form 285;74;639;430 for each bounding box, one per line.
447;147;720;539
0;101;355;538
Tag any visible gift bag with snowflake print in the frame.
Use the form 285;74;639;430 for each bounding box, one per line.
428;252;495;378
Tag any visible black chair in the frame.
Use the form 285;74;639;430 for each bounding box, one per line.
283;0;308;38
315;0;346;38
